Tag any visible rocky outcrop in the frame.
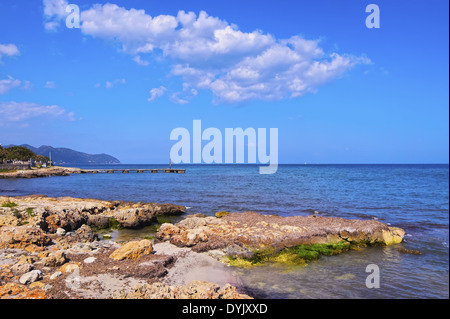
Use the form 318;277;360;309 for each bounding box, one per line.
0;195;407;299
112;280;252;299
0;196;186;237
110;202;184;229
0;166;76;179
0;226;50;249
156;211;405;253
109;239;153;261
0;195;183;251
0;195;199;299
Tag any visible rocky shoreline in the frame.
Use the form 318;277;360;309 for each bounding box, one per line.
0;166;84;179
0;195;405;299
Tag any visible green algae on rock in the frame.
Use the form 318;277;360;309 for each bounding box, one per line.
224;241;361;267
155;211;406;266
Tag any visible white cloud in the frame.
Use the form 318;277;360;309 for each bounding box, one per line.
46;2;371;104
0;76;31;95
0;101;76;122
43;0;68;17
0;76;22;95
147;86;166;102
43;0;69;31
169;83;199;104
105;78;126;89
81;4;178;53
93;78;127;89
133;55;149;66
0;44;20;62
170;93;189;105
45;81;56;89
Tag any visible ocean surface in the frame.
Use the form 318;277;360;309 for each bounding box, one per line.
0;164;448;298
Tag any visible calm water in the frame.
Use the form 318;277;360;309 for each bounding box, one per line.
0;164;448;298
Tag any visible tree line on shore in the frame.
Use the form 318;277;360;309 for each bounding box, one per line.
0;145;50;163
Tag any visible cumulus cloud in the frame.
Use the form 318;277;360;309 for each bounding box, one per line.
0;76;22;95
0;101;76;122
43;0;69;31
147;86;166;102
0;44;20;62
0;76;31;95
44;1;371;104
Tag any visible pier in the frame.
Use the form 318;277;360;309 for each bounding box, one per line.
77;168;186;174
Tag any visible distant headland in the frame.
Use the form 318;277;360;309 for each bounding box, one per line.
1;144;120;165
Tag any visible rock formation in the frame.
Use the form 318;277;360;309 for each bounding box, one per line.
112;280;252;299
156;211;405;255
0;195;406;299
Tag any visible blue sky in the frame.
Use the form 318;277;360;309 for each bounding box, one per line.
0;0;448;164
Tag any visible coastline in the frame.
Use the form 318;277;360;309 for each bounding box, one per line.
0;166;82;179
0;195;405;299
0;166;186;178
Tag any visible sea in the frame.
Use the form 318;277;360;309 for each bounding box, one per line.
0;164;448;299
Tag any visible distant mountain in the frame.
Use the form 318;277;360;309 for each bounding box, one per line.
6;144;121;165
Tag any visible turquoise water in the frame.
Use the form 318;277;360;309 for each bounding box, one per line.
0;164;448;298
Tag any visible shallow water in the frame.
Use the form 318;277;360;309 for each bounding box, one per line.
235;245;449;299
1;164;448;298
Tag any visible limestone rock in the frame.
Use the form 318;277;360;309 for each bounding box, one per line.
0;214;19;227
44;208;89;233
59;263;79;273
382;227;405;245
11;262;33;275
170;228;209;247
0;196;185;232
156;211;406;253
41;251;67;267
112;207;157;228
112;280;252;299
19;270;43;285
74;224;98;242
17;255;35;264
87;215;111;229
111;203;185;228
156;223;180;241
109;239;153;261
0;226;50;249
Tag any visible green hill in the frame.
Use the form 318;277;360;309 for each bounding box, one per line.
2;144;120;165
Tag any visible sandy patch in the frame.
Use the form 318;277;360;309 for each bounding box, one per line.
153;242;243;289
